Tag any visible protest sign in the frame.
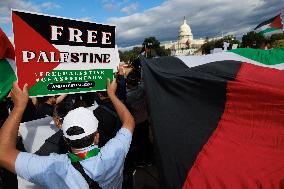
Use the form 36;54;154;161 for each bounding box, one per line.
12;10;119;96
19;117;57;153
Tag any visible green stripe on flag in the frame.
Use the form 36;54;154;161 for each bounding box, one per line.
230;48;284;65
259;27;282;35
29;69;113;96
0;59;17;101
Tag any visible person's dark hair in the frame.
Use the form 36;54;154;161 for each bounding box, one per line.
74;100;87;108
53;102;74;120
37;96;51;104
94;92;103;105
126;72;139;88
95;91;109;105
64;127;95;149
97;91;108;98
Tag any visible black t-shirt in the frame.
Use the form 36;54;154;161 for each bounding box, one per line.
93;99;121;147
21;99;37;122
35;103;54;119
35;130;70;156
3;99;37;123
75;92;96;107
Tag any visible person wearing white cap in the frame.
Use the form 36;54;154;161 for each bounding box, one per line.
0;78;135;189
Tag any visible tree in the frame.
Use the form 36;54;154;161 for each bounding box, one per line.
270;33;284;42
119;47;142;63
205;36;209;43
142;37;160;49
142;37;170;58
269;33;284;48
200;40;216;54
201;35;240;54
241;31;266;48
272;40;284;48
156;46;171;56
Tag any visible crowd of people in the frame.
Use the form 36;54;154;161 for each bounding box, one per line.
0;63;154;189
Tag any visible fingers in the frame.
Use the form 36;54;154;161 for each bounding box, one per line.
23;83;28;95
11;82;29;96
11;85;17;95
112;78;117;84
107;78;117;86
7;91;12;98
107;78;110;88
13;81;21;92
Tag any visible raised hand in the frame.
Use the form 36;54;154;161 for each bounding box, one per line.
10;82;29;111
107;78;117;97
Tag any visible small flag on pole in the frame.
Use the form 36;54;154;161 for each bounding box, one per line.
254;14;283;37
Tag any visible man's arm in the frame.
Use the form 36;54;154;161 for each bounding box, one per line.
55;94;67;104
0;82;28;173
107;78;135;133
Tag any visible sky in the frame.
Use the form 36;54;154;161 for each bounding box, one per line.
1;0;284;48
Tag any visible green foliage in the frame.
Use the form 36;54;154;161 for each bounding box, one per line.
156;46;171;56
269;33;284;48
201;41;216;54
241;32;284;49
271;39;284;48
241;31;266;48
142;37;160;49
204;36;209;43
119;47;142;63
119;36;170;63
143;37;171;58
201;35;240;54
270;33;284;42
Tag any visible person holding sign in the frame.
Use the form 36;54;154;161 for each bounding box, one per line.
0;79;135;189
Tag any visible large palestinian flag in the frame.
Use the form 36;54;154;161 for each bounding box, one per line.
254;14;283;37
12;10;119;97
141;48;284;189
0;28;16;101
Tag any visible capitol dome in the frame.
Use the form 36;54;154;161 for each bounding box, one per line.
178;17;193;43
163;16;205;56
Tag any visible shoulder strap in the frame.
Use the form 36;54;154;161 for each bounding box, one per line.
71;161;102;189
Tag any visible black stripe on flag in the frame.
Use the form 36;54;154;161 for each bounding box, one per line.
140;56;242;189
254;14;280;30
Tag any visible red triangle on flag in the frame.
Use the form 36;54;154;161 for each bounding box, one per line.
12;12;61;89
270;15;283;29
76;152;88;159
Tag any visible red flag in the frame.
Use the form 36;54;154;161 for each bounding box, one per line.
0;28;15;60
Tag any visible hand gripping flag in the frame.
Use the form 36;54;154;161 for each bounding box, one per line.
141;48;284;189
0;28;16;101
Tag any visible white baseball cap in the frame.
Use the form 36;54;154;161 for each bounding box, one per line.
62;107;98;141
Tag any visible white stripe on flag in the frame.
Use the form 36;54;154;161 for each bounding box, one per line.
255;24;270;33
178;52;284;70
263;29;283;37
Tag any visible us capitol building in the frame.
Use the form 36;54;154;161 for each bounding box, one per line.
162;18;208;56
